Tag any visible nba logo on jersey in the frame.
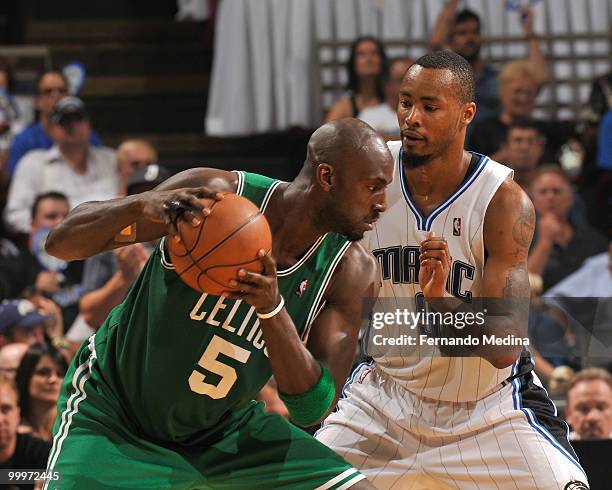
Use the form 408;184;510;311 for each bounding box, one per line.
453;218;462;236
296;279;310;297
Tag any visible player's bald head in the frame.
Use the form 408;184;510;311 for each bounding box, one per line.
305;118;389;175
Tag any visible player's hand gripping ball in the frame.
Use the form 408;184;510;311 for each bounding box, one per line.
167;193;272;295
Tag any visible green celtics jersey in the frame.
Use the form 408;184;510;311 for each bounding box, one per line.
93;171;351;444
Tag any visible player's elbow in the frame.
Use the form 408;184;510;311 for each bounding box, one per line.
45;224;91;261
487;348;522;369
44;229;64;259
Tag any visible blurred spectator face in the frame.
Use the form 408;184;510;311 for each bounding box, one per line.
567;379;612;439
49;117;91;148
10;324;45;346
530;171;573;220
500;78;538;118
0;71;7;90
0;343;29;380
0;382;19;450
28;354;64;405
386;58;412;108
32;196;69;232
116;140;157;191
354;39;382;78
505;127;543;172
36;73;68;116
450;19;482;62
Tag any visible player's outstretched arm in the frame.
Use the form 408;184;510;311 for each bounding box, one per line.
481;178;535;367
45;168;236;261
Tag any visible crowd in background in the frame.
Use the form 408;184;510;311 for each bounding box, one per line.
0;0;611;479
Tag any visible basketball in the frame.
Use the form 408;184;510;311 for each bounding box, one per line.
166;193;272;295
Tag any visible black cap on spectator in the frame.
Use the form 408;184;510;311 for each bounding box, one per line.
50;96;87;126
126;164;172;195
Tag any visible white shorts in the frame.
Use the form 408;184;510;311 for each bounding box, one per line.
316;362;589;490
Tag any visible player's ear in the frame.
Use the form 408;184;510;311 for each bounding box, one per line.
462;102;476;125
316;163;335;192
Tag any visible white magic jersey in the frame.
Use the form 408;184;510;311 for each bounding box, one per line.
366;140;514;402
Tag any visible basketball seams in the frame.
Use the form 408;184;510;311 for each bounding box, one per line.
171;198;222;258
174;210;265;277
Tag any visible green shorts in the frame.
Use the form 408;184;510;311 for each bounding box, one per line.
44;338;363;490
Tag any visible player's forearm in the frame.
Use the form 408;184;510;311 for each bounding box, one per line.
46;196;147;261
259;311;322;395
429;0;459;50
80;273;132;328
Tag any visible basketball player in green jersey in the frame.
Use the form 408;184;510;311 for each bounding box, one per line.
43;118;393;489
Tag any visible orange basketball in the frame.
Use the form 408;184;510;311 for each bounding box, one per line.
167;193;272;295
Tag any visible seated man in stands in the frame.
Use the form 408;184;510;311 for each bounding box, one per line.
0;300;48;348
566;368;612;440
3;96;117;234
116;138;158;196
7;70;102;176
497;118;544;191
528;166;608;292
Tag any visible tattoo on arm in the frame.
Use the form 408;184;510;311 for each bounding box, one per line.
505;199;534;297
512;201;535;251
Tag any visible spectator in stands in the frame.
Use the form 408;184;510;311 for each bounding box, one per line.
0;342;28;380
468;60;547;159
429;1;549;126
497;118;544;191
15;342;67;442
325;36;388;122
4;96;118;234
79;164;171;329
0;376;51;480
358;56;412;140
7;71;102;175
0;300;48;348
0;192;85;331
0;192;71;298
528;166;608;292
566;368;612;440
116;138;158;196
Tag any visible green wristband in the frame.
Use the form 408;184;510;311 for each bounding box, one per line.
278;362;336;427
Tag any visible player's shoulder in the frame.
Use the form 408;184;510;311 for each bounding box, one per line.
335;241;378;285
486;176;535;229
325;241;378;302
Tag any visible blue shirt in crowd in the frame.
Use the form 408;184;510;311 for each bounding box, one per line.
597;110;612;170
8;122;102;175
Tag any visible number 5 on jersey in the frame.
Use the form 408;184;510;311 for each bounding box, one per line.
188;335;251;399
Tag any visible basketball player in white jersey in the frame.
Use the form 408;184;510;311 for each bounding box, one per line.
316;51;589;489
